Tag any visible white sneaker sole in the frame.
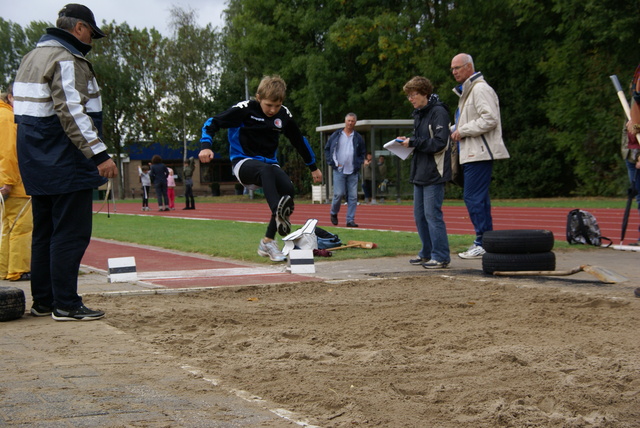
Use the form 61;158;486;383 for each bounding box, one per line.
458;252;485;260
276;196;294;236
52;313;105;321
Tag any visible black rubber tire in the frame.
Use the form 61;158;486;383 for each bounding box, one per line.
482;251;556;274
482;229;555;254
0;286;26;322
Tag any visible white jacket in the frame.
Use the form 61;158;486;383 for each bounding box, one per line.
453;72;510;164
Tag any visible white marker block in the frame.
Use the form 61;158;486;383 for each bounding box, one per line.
287;249;315;274
108;256;137;283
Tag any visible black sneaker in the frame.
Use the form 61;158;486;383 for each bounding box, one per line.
422;259;450;269
276;195;294;236
52;304;105;321
30;302;53;317
409;256;427;265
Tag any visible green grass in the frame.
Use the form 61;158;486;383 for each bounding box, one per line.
91;214;441;262
92;209;577;264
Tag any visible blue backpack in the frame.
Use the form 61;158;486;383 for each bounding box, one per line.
315;227;342;249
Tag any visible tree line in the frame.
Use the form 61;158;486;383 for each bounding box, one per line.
1;0;639;198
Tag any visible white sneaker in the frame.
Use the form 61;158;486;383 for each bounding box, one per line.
458;244;486;259
257;239;286;262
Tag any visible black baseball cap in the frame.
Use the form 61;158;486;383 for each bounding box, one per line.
58;4;106;39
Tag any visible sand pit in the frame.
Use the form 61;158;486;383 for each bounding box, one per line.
91;273;640;427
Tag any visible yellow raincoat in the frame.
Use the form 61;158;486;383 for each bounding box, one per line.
0;99;32;280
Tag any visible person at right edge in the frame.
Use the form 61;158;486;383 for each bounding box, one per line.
623;63;640;244
325;113;366;227
396;76;452;269
450;53;510;259
13;3;118;321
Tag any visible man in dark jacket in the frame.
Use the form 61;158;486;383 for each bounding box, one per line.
324;113;366;227
13;3;117;321
396;76;451;269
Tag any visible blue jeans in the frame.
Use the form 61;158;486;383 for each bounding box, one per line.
625;160;640;240
414;183;450;263
463;160;493;246
331;169;359;223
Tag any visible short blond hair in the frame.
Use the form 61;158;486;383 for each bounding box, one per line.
256;75;287;103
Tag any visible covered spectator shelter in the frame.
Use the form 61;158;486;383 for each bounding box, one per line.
316;119;413;203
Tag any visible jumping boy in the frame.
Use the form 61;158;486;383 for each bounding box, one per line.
199;75;322;262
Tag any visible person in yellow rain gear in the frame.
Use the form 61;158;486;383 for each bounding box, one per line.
0;84;32;282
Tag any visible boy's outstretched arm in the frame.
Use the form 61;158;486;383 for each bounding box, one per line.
199;117;215;163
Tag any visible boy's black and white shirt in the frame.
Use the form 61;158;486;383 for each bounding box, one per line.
200;100;317;171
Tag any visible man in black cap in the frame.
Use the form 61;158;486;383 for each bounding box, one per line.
12;4;117;321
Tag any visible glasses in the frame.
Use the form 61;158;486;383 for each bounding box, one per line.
81;22;95;38
407;93;421;100
450;63;468;72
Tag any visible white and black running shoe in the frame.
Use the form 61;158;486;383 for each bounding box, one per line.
275;195;294;236
52;304;105;321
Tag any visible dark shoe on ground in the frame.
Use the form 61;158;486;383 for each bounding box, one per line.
52;304;105;321
422;259;450;269
10;272;31;281
30;302;53;317
346;222;359;227
409;257;428;265
330;213;338;225
183;207;190;210
276;195;294;236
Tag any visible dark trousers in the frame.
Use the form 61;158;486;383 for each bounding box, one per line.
237;159;294;239
184;180;195;208
363;179;373;200
154;182;169;207
142;185;150;207
30;189;93;310
462;160;494;246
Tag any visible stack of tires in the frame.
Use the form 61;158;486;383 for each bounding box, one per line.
0;286;26;322
481;229;556;274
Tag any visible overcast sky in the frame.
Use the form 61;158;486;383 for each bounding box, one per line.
2;0;228;35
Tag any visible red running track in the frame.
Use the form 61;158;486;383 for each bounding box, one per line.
94;201;640;245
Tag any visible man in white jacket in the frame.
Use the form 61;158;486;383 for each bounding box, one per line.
450;53;510;259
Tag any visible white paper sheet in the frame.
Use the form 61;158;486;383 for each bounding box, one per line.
383;139;414;160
